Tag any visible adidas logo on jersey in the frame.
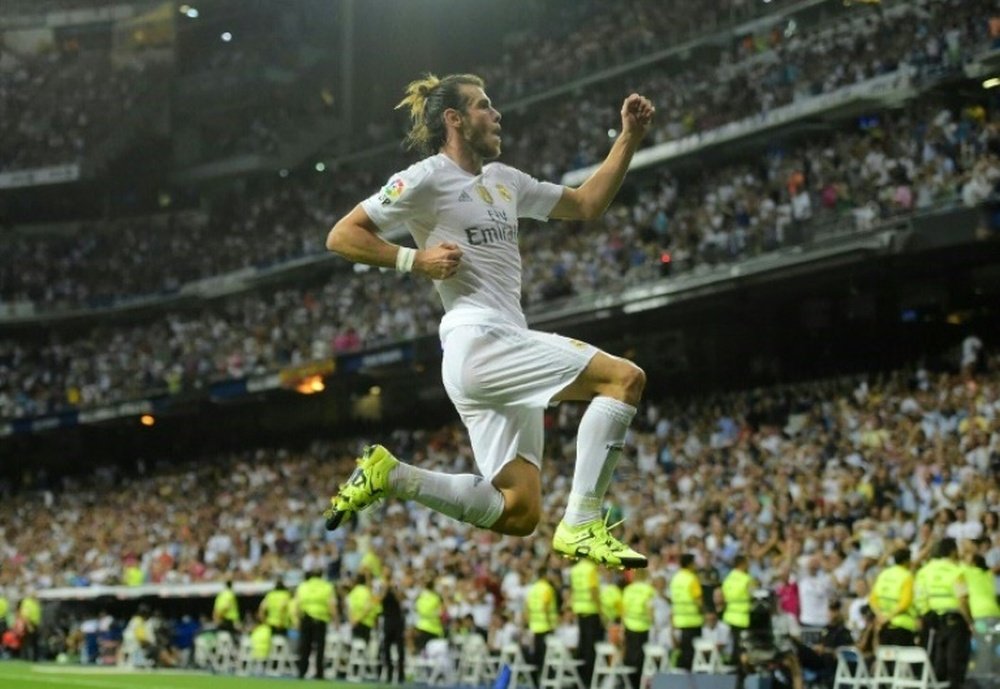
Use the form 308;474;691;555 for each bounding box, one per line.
458;191;472;202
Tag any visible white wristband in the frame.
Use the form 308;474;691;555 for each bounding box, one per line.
395;247;417;273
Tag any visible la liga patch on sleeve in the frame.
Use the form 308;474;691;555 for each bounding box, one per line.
378;178;405;205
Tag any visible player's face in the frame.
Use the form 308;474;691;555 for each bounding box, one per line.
460;85;502;159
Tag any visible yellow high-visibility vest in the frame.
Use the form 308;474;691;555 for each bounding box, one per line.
965;565;1000;619
415;590;444;637
871;564;917;631
601;585;622;622
527;579;557;634
571;560;600;615
297;578;334;623
670;569;703;629
19;597;41;627
924;560;964;613
622;582;655;632
123;565;144;587
348;584;379;628
250;624;272;660
721;569;752;629
213;589;240;624
262;589;292;628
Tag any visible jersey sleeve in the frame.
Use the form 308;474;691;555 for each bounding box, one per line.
361;164;433;231
507;166;563;220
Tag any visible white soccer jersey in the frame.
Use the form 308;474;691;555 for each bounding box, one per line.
361;153;563;331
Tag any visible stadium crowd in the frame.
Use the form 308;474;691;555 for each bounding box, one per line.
0;48;165;173
0;0;795;174
476;0;803;104
1;98;996;421
0;350;997;671
4;0;996;309
515;0;993;177
2;0;998;682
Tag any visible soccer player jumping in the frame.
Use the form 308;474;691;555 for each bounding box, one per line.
324;73;654;569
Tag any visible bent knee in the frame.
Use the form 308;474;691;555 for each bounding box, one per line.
608;361;645;405
623;363;646;398
505;514;539;537
496;494;540;536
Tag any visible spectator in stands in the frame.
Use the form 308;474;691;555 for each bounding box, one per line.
797;556;835;630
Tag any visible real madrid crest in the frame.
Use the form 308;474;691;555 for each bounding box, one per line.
495;183;512;202
475;184;494;205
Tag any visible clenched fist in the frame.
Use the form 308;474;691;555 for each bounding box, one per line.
621;93;655;139
414;242;463;279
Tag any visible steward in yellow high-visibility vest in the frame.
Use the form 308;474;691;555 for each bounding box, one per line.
0;593;8;636
870;548;917;646
670;553;703;671
922;538;972;689
250;623;273;661
965;554;1000;623
347;574;380;642
721;557;753;630
212;581;240;635
259;580;292;634
414;575;445;651
600;582;623;625
720;555;753;661
525;567;558;687
18;593;42;661
295;569;337;680
571;558;603;686
623;569;656;689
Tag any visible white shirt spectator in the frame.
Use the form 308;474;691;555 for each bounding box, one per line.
798;566;835;628
962;335;983;369
700;619;733;655
791;189;812;221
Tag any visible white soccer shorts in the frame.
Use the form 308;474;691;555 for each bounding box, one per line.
441;323;599;480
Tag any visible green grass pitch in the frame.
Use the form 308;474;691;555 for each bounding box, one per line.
0;661;395;689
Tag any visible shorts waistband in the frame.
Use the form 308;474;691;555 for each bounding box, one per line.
439;307;527;339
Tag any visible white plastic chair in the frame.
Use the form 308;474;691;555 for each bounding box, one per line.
640;643;670;689
457;633;498;687
872;645;948;689
499;642;538;689
540;636;586;689
268;634;298;677
237;635;266;676
410;637;453;686
326;631;351;679
833;646;871;689
691;638;734;674
591;641;635;689
212;632;238;674
346;636;381;681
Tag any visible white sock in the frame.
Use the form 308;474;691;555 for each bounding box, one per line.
563;396;636;526
388;462;505;528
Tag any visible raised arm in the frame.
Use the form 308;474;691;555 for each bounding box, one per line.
326;204;463;280
550;93;655;221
